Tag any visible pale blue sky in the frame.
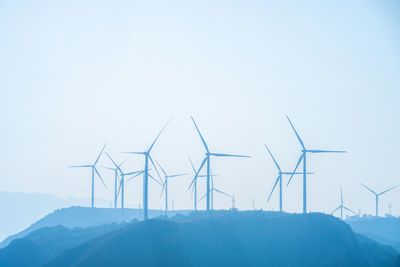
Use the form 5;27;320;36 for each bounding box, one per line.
0;0;399;215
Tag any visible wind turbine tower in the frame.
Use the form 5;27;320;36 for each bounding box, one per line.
265;145;312;213
70;143;108;207
156;160;187;215
122;120;170;219
105;152;144;209
286;116;346;213
331;187;356;220
198;170;231;210
189;116;250;213
360;183;398;216
100;158;128;208
188;156;207;211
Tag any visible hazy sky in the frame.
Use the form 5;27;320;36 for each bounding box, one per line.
1;0;399;216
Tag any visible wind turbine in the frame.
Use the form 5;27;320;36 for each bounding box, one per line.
100;157;128;208
156;160;187;215
360;183;398;216
188;156;208;211
105;152;146;209
265;145;313;213
188;116;250;212
116;171;144;209
286;116;346;213
198;171;232;210
70;143;108;207
122;120;170;219
331;187;356;220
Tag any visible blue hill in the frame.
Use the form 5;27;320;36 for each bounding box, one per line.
43;211;398;267
0;206;189;249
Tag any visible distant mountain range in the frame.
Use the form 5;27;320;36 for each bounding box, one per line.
0;206;189;249
0;191;113;241
0;209;399;267
348;216;400;252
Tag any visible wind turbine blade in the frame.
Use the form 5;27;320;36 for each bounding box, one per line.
191;116;209;153
265;145;281;172
307;150;347;153
287;154;304;186
267;176;280;202
94;143;107;165
360;183;377;195
126;172;142;182
117;177;122;198
379;185;398;196
94;167;107;190
149;118;171;152
69;165;92;168
160;178;167;197
214;188;232;198
188;157;207;190
125;170;144;176
210;153;250;158
148;173;162;186
168;173;188;178
198;192;208;202
99;165;116;171
286;115;305;149
343;206;357;215
160;180;166;198
190;182;195;198
281;172;314;175
188;156;197;173
118;158;129;168
105;152;122;174
149;155;162;183
120;151;146;155
331;206;341;215
155;160;167;177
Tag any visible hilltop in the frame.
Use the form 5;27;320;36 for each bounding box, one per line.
0;224;125;267
0;206;189;249
42;211;398;267
1;209;399;267
0;191;113;242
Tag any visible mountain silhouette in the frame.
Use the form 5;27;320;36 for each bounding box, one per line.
348;216;400;252
0;206;189;249
0;224;124;267
42;211;398;267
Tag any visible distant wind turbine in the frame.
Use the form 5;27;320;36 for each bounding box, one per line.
105;152;145;209
188;156;208;211
121;119;170;219
331;187;356;220
265;145;313;213
286;116;346;213
156;160;187;215
70;143;108;207
100;157;128;208
188;116;250;212
198;169;231;210
360;183;398;216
